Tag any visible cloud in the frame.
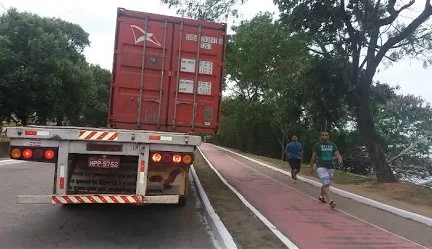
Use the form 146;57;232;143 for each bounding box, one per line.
376;60;432;104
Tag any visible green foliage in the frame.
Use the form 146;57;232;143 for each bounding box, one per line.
375;94;432;155
160;0;247;21
80;65;111;127
211;13;353;161
2;5;431;184
273;0;432;182
374;94;432;181
160;0;432;183
0;9;111;127
208;9;432;182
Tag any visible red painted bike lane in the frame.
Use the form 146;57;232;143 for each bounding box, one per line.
199;144;425;249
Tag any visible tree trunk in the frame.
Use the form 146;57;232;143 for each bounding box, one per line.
280;135;285;161
354;85;397;182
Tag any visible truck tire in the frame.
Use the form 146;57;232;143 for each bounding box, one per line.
176;196;187;207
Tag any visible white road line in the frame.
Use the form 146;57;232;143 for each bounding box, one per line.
0;159;22;166
207;143;432;228
198;146;299;249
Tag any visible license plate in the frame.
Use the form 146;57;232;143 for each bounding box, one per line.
88;156;120;169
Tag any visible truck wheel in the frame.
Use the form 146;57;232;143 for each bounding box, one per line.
177;196;187;207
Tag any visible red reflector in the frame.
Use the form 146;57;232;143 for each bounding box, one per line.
59;177;65;189
24;130;37;135
44;150;55;160
149;135;161;140
172;154;182;163
22;149;33;159
140;161;146;172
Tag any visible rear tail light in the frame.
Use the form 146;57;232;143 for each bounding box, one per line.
33;149;44;160
22;149;33;159
44;150;55;160
152;153;162;163
162;153;172;163
182;155;192;165
10;148;21;159
150;152;193;165
9;147;57;162
172;154;182;163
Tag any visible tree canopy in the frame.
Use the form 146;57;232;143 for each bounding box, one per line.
2;4;431;185
163;0;432;184
274;0;432;182
0;9;111;127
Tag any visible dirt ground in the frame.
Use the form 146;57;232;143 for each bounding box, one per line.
193;152;287;249
236;151;432;218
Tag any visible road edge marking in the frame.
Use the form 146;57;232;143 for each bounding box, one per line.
197;146;299;249
0;159;22;166
190;164;238;249
208;143;432;228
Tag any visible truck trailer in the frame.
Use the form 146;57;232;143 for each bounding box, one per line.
5;7;227;206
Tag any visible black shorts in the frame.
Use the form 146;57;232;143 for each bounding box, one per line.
288;159;301;171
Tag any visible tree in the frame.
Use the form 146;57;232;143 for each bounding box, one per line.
160;0;246;21
302;56;349;133
375;94;432;181
274;0;432;182
0;9;93;125
0;9;89;122
226;13;313;158
376;94;432;151
163;0;432;183
80;65;111;127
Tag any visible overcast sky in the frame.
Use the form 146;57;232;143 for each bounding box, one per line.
1;0;431;104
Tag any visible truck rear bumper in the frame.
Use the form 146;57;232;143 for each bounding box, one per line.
17;195;180;204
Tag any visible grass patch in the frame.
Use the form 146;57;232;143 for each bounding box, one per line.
0;137;10;142
228;149;374;185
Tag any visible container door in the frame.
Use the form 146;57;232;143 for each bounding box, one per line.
166;23;225;134
109;16;172;130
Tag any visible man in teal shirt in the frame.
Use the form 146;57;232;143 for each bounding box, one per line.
310;131;343;208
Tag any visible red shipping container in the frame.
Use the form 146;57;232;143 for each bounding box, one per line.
108;8;227;135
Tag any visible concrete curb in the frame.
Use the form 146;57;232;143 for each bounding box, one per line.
198;146;299;249
208;143;432;228
190;164;237;249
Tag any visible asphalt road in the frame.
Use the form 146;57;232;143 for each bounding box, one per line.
0;160;217;249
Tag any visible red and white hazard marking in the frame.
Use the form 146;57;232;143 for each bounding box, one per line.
79;130;119;141
52;195;142;204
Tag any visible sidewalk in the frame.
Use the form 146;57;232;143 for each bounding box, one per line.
199;143;432;249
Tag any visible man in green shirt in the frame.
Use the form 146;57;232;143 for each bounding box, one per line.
310;131;343;209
